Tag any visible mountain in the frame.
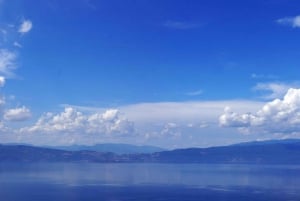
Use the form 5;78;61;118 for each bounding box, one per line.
0;144;120;162
52;143;165;154
150;140;300;164
1;139;300;164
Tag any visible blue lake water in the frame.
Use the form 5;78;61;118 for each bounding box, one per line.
0;163;300;201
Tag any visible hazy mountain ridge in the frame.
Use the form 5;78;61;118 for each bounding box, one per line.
51;143;165;154
1;139;300;164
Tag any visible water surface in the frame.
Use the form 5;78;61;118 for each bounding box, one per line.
0;163;299;201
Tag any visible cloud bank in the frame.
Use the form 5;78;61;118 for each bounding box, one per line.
21;107;135;137
0;100;261;146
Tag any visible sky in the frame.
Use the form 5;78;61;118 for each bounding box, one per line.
0;0;300;148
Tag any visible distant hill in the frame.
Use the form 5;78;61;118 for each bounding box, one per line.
1;139;300;164
151;140;300;164
52;143;165;154
0;145;120;162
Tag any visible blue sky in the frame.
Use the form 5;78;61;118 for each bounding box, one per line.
1;0;300;148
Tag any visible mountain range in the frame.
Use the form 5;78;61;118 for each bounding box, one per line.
1;139;300;164
50;143;165;154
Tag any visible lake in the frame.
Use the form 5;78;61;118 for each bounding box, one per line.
0;163;299;201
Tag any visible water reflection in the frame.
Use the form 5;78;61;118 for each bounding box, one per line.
1;163;300;201
0;163;300;189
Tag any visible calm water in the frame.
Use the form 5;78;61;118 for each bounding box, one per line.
0;163;300;201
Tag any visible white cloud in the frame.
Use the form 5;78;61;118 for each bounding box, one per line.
220;88;300;135
277;15;300;28
62;101;263;140
120;101;263;124
160;122;181;137
0;49;17;77
4;106;31;121
253;82;300;100
0;100;267;147
102;109;119;121
143;122;182;140
0;76;5;87
18;20;33;33
21;107;135;136
219;106;253;128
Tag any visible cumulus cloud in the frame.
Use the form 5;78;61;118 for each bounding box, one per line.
0;49;17;77
68;100;261;143
10;100;265;146
64;101;263;136
253;82;299;100
143;122;182;140
102;109;119;121
219;107;254;128
18;20;33;33
160;122;181;137
21;107;135;136
4;106;31;121
277;15;300;28
220;88;300;135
